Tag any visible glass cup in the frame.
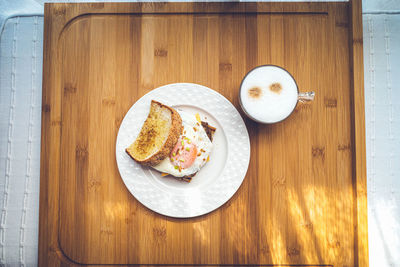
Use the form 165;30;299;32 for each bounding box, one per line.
239;65;315;124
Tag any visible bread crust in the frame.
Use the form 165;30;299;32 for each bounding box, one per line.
126;100;183;166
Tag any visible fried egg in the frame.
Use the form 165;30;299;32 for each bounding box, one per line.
152;111;213;177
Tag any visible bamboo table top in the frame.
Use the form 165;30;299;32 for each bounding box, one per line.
39;2;368;266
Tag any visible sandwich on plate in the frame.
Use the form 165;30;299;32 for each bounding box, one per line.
126;100;215;182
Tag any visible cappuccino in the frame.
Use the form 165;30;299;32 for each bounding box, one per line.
239;65;298;123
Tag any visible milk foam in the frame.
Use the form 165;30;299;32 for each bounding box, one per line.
240;66;298;123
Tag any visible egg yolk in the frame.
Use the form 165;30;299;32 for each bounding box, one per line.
170;137;197;170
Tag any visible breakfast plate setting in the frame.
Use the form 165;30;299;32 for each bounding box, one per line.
39;3;368;265
116;83;251;218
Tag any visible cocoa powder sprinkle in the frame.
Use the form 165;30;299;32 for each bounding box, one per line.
269;82;282;94
248;87;262;99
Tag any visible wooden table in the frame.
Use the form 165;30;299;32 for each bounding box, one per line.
39;1;368;266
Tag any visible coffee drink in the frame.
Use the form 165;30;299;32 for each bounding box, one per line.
239;65;300;123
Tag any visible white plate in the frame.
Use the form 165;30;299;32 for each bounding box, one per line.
116;83;250;218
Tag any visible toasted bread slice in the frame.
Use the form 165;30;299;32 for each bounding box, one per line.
201;121;216;142
126;100;183;166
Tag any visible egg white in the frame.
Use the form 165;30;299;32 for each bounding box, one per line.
152;110;213;177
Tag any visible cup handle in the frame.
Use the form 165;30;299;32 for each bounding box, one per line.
298;91;315;103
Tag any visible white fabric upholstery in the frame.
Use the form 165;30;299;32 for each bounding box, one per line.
363;13;400;267
0;16;43;267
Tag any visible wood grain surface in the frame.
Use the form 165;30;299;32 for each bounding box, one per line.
39;1;368;266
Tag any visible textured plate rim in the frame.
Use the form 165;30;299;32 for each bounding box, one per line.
115;83;251;218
